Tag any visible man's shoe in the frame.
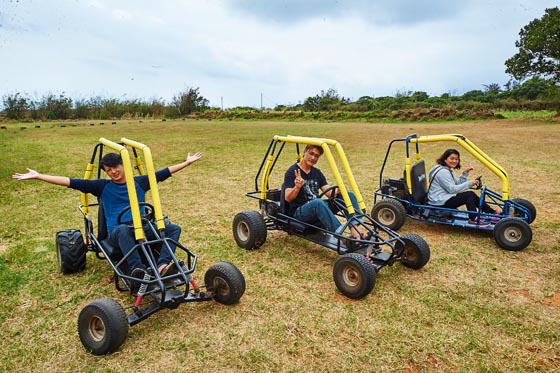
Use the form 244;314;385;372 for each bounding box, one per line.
159;262;179;276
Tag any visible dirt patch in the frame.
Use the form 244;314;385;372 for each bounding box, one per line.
506;289;560;307
543;291;560;307
505;289;535;303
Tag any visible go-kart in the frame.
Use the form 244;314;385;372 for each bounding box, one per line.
56;137;245;355
372;134;536;251
232;135;430;299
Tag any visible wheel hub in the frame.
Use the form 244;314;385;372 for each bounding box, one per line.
237;223;250;241
342;267;361;287
88;316;106;342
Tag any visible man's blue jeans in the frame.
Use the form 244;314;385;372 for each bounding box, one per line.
108;222;181;271
293;192;361;234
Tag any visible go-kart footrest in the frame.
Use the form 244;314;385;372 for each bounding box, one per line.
163;289;185;302
369;252;392;263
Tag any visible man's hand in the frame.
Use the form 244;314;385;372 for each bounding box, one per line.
294;169;305;188
12;168;39;181
186;152;203;165
12;169;70;186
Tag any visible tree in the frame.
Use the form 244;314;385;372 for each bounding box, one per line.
461;90;486;102
39;93;72;119
2;92;30;120
171;87;209;117
483;83;502;95
508;77;551;100
302;89;348;111
505;7;560;84
411;91;429;102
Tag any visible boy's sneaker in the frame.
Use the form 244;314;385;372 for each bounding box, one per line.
131;267;153;280
130;267;153;293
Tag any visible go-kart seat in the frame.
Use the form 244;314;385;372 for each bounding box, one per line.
279;184;308;232
408;160;428;204
279;184;289;216
97;203;123;260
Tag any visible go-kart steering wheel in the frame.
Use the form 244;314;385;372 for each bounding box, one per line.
473;175;483;190
318;185;338;201
117;202;155;225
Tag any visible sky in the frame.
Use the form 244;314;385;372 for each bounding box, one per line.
0;0;557;109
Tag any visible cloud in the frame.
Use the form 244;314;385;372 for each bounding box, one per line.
225;0;467;26
0;0;558;108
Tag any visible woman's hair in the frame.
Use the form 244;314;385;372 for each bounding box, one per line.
436;148;461;169
100;153;123;169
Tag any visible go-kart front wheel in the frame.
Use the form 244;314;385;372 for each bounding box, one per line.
232;210;267;249
396;234;431;270
333;253;376;299
205;262;246;305
78;298;128;355
371;198;406;231
493;217;532;251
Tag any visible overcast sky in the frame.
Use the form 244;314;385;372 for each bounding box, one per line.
0;0;557;109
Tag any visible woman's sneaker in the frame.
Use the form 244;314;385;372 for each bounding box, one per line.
467;219;490;227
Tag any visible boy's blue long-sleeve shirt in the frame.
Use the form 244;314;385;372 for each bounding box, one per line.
68;168;171;233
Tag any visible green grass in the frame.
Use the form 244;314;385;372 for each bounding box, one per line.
0;118;559;371
495;110;557;119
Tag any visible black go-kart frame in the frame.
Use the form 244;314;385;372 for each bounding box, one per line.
56;137;245;355
232;135;430;299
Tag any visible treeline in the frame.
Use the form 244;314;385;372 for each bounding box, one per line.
288;78;559;113
1;87;209;121
2;78;559;122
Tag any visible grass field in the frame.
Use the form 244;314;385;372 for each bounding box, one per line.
1;118;559;372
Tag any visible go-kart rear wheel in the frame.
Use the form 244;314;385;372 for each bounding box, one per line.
205;262;246;305
78;298;128;355
56;229;87;274
493;217;532;251
371;198;406;231
333;253;376;299
232;210;267;249
511;198;537;224
396;234;431;269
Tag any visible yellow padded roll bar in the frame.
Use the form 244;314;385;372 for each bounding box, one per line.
269;135;366;214
410;134;510;200
120;138;166;231
80;163;95;215
98;137;145;240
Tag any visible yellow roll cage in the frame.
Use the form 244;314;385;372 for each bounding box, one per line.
80;138;166;241
404;134;510;200
258;135;367;214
